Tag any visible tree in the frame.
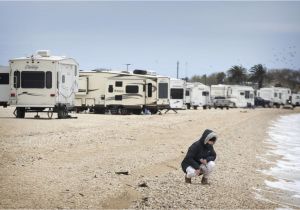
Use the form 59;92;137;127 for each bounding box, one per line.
216;72;226;84
249;64;267;88
227;65;247;85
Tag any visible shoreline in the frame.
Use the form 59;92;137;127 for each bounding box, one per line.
0;107;299;208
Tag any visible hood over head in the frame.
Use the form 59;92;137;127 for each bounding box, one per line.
199;129;217;145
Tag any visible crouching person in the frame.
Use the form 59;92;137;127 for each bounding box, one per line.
181;129;217;184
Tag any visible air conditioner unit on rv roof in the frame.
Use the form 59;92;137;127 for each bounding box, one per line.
36;50;51;57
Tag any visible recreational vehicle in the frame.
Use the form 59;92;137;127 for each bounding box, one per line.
291;93;300;106
170;78;186;109
227;85;254;107
9;50;79;118
75;69;170;114
210;84;230;98
0;66;10;107
210;84;233;109
211;84;254;108
185;82;211;109
257;87;292;107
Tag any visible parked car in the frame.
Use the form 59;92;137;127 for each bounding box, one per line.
254;97;271;108
212;96;232;109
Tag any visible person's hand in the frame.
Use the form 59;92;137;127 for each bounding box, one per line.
195;169;201;176
200;159;207;165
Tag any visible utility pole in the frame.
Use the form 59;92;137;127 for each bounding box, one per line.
125;64;131;72
177;61;179;79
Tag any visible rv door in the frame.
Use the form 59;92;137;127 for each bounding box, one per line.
145;79;156;106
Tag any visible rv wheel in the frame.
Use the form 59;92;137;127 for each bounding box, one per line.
120;108;128;115
203;106;207;110
150;109;158;114
193;106;198;110
57;107;68;119
187;104;191;109
16;107;25;118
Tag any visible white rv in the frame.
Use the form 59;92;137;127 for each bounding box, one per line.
291;93;300;106
211;84;254;108
0;66;10;107
185;82;211;109
9;50;79;118
170;78;186;109
227;85;254;107
257;87;292;107
210;84;231;98
75;69;170;114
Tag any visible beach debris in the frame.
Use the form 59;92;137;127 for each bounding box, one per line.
94;174;97;178
141;197;149;206
79;193;84;197
115;171;129;175
138;182;148;188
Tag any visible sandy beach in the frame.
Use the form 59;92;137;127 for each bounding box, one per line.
0;107;299;209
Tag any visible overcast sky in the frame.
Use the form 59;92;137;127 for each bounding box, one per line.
0;1;299;78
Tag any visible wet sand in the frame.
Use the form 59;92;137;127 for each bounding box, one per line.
0;107;299;208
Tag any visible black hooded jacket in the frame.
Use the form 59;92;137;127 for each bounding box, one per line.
181;129;217;172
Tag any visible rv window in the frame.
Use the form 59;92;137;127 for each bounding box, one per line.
116;81;123;87
62;75;65;83
126;85;139;93
202;91;209;96
240;92;245;96
158;83;168;99
279;93;282;99
245;91;250;99
46;71;52;89
148;83;152;97
0;73;9;84
75;66;77;76
108;85;113;93
14;71;20;88
115;95;122;100
21;71;45;88
171;88;184;99
186;90;190;96
274;93;277;97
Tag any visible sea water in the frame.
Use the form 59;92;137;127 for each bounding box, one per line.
258;113;300;208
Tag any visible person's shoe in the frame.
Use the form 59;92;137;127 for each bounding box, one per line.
185;176;191;184
201;177;209;185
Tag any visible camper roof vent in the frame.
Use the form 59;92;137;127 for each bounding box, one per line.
36;50;51;57
133;69;156;75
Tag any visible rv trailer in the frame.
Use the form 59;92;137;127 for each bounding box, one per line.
292;93;300;106
211;84;254;108
0;66;10;107
227;85;255;108
9;50;79;118
185;82;211;109
257;87;292;108
75;69;170;114
170;78;186;109
210;84;233;109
